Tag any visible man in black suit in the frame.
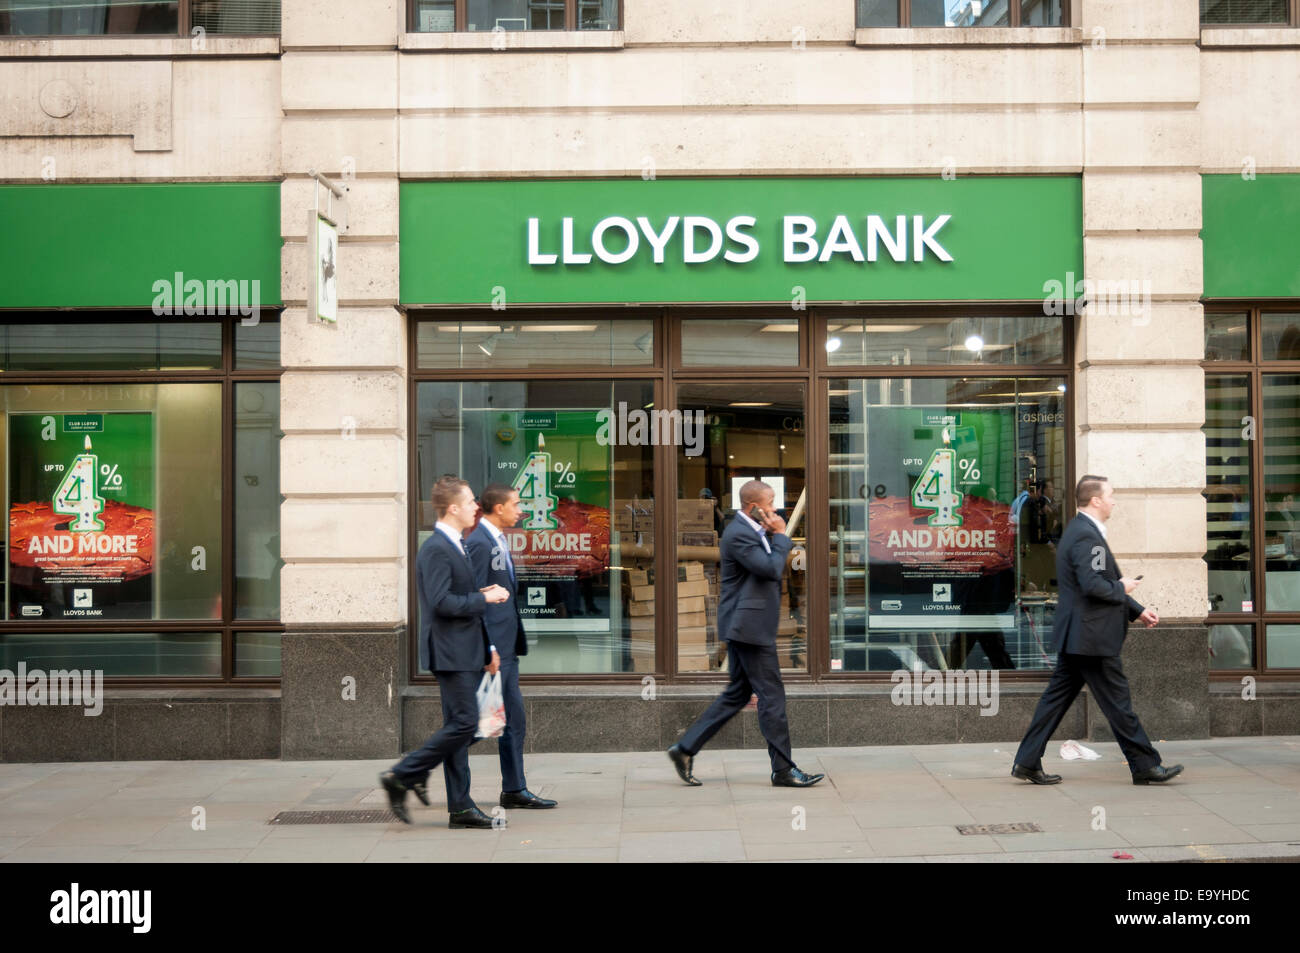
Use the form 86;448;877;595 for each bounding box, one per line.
465;483;557;811
1012;474;1184;785
380;475;511;828
668;479;825;788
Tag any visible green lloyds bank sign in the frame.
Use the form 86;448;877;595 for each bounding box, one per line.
400;176;1082;305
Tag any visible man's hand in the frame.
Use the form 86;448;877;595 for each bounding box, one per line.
481;584;509;604
761;511;787;535
484;649;501;674
1121;576;1142;595
1139;608;1159;628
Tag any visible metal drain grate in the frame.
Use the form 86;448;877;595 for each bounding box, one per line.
269;810;398;825
956;822;1043;835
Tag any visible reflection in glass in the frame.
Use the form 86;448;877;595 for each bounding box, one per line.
417;318;652;369
1261;313;1300;361
415;379;655;674
681;318;800;367
1020;0;1063;25
0;1;179;35
1266;625;1300;668
829;377;1066;672
412;0;455;31
827;314;1063;366
1200;1;1289;25
912;0;1008;27
0;632;221;677
1205;312;1250;362
235;631;281;676
235;315;281;369
857;0;900;26
1209;623;1253;669
1204;375;1253;615
467;0;563;31
2;321;222;372
577;0;617;29
676;382;807;674
1263;375;1300;612
235;383;282;619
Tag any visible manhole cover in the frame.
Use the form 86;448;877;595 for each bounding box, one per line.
269;810;398;825
956;822;1043;835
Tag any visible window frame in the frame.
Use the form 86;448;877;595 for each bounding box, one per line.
406;0;624;33
1203;304;1300;678
856;0;1072;28
0;311;284;687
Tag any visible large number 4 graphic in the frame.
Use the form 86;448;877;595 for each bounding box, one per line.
53;450;105;532
512;451;558;530
912;448;963;528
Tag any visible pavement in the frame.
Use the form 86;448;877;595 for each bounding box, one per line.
1;737;1299;863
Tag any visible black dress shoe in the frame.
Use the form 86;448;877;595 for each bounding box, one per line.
410;778;430;807
667;744;702;786
379;771;412;824
449;806;499;829
1011;763;1062;785
500;788;557;809
1132;763;1184;785
772;767;825;787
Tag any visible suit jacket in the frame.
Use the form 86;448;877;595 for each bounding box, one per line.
417;529;491;673
716;513;793;647
1049;513;1144;657
465;520;528;659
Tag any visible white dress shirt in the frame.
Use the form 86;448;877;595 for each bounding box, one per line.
736;509;772;554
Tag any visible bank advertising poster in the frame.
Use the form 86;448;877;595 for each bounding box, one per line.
8;413;155;620
866;407;1016;631
475;410;611;632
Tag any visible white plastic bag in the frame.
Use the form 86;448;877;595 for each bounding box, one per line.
475;672;507;739
1059;739;1101;761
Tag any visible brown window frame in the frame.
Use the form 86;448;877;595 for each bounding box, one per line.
410;305;1072;685
1203;304;1300;679
0;311;285;688
857;0;1072;28
406;0;624;32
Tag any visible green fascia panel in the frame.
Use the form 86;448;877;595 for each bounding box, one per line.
0;182;283;309
1202;174;1300;299
400;176;1082;305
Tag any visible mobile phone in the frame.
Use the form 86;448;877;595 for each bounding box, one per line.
751;506;769;523
1135;575;1144;580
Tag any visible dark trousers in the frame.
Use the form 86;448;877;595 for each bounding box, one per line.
497;655;527;793
677;640;794;773
1014;652;1160;774
391;670;480;813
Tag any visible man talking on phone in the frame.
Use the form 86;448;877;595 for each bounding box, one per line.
668;479;825;788
1011;474;1183;786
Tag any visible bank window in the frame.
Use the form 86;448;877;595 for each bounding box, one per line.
0;0;281;36
1200;1;1296;26
410;0;619;32
0;315;283;681
1203;308;1300;673
679;316;800;368
857;0;1067;27
826;314;1064;366
417;317;653;369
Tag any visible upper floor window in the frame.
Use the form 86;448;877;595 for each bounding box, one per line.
1201;1;1295;25
411;0;619;32
857;0;1067;27
0;0;281;36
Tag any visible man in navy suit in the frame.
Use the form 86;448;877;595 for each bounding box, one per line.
1012;474;1184;785
465;483;557;810
668;479;825;788
380;475;511;828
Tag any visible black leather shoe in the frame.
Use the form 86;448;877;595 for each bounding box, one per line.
1132;763;1184;785
772;767;825;787
379;771;411;824
1011;763;1062;785
500;788;557;809
667;744;702;786
449;806;499;829
410;778;430;807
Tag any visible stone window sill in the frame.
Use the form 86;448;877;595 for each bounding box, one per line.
1200;27;1300;48
399;29;623;52
0;35;281;58
855;27;1081;48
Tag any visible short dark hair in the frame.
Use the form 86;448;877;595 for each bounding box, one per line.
739;479;773;507
1076;474;1109;509
480;483;516;516
431;475;470;519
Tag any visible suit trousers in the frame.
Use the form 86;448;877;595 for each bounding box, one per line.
392;669;480;813
497;655;527;793
677;640;794;773
1014;652;1160;774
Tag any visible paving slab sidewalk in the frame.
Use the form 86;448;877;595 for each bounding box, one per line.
1;737;1298;863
